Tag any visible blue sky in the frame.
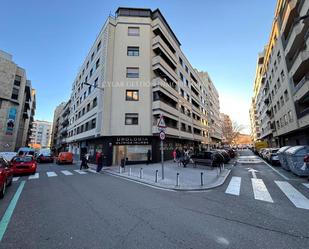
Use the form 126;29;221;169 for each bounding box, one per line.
0;0;277;133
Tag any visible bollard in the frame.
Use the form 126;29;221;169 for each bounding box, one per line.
176;172;180;186
140;168;143;179
128;167;131;176
222;163;225;170
200;172;204;186
119;166;122;174
155;170;158;183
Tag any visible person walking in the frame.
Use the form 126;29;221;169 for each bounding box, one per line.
96;151;103;172
147;149;151;165
80;154;88;170
172;149;177;162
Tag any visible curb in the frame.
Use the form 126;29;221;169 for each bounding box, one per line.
100;168;232;192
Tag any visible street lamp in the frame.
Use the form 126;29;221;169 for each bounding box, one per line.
83;81;104;91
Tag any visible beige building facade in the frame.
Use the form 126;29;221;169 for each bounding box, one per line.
0;50;36;152
61;7;221;165
250;0;309;146
29;120;52;149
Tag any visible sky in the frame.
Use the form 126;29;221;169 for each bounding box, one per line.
0;0;277;134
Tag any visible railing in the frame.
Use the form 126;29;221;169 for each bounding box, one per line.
294;73;309;94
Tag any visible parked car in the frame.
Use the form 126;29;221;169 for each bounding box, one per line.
215;149;230;163
223;148;236;158
11;155;37;175
56;152;73;164
261;148;270;159
36;153;54;163
265;148;280;165
17;147;35;156
0;157;13;198
191;151;224;168
0;152;17;162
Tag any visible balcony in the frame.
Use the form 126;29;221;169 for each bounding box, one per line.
23;110;29;119
289;50;309;79
280;0;298;36
284;21;304;56
152;20;177;53
294;74;309;102
152;55;178;82
152;36;177;66
152;77;178;98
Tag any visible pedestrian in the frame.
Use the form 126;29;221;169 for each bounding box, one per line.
172;149;177;162
147;149;151;165
80;154;88;170
97;153;104;173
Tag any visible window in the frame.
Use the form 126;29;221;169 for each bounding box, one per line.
91;52;95;61
85;122;89;131
93;97;97;107
277;100;280;110
11;87;19;100
83;92;86;100
281;70;285;81
277;78;281;88
288;110;293;122
94;77;98;87
14;75;21;86
90;68;93;77
88;86;91;95
180;72;184;82
284;90;289;101
125;113;138;125
179;57;183;66
97;41;101;51
280;96;284;106
86;61;89;69
276;120;280;129
126;90;139;101
284;114;288;125
185;65;188;73
127;46;139;56
274;104;277;113
91;118;96;129
126;67;139;78
81;124;84;133
128;27;140;36
87;103;90;112
82;107;85;115
96;58;100;69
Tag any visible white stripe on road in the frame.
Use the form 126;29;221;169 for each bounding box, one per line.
263;160;289;180
28;173;39;180
87;169;97;174
12;177;19;182
225;177;241;196
251;178;273;203
74;170;87;175
61;170;73;176
46;171;57;177
275;181;309;210
303;183;309;189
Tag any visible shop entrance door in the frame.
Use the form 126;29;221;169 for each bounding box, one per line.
113;145;126;165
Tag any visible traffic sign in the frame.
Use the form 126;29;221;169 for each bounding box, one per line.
157;114;166;128
159;131;166;140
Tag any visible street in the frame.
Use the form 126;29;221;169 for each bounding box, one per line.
0;150;309;249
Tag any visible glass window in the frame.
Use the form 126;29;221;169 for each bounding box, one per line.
127;46;139;56
96;58;100;69
126;90;139;101
94;77;98;87
93;97;97;107
90;68;93;77
126;67;139;78
284;90;289;101
97;41;101;51
128;27;140;36
91;52;94;61
11;87;19;100
91;118;96;129
288;110;293;122
87;103;90;112
14;75;21;86
125;113;138;125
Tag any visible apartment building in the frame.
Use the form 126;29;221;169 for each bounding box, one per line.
51;102;66;152
250;0;309;146
220;113;233;144
28;120;52;149
0;50;36;152
62;7;222;165
198;71;222;146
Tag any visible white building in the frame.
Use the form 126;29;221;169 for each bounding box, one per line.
29;120;52;148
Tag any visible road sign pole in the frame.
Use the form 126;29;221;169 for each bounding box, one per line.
161;139;164;179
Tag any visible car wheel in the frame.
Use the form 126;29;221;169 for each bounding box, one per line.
0;182;6;199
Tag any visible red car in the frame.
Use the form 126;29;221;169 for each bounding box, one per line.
0;157;13;198
36;153;54;163
11;156;37;175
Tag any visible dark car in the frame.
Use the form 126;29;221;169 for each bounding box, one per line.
191;151;224;168
36;153;54;163
0;157;13;198
215;150;230;164
224;148;236;158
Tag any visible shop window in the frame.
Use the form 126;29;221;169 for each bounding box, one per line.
125;113;138;125
126;90;139;101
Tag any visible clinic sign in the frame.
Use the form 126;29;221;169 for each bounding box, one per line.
6;107;17;135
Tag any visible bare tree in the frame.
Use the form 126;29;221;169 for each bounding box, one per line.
222;117;245;145
231;121;245;144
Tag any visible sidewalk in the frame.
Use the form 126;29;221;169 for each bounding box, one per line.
88;160;232;191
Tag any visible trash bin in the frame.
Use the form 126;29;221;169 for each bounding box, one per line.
277;146;291;171
285;146;309;176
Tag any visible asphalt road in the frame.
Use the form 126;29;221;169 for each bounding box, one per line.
0;151;309;249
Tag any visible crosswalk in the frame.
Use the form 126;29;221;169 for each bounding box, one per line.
225;176;309;210
12;169;96;182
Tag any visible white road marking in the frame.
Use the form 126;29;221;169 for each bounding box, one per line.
12;177;19;182
46;171;57;177
28;173;39;180
74;169;87;175
263;160;289;180
87;169;97;174
225;176;241;196
251;178;273;203
302;183;309;189
275;181;309;210
61;170;73;176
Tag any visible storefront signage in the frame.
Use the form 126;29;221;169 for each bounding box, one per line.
114;137;150;145
6;107;17;135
